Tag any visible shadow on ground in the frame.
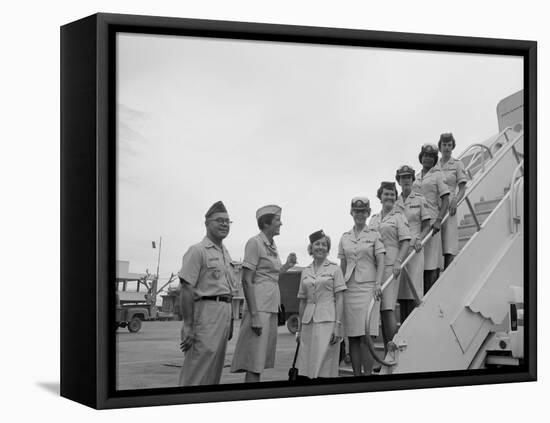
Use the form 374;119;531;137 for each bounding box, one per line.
36;382;60;396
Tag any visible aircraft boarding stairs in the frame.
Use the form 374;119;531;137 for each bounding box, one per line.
369;128;525;374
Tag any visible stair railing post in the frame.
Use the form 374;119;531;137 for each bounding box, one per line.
464;197;481;232
509;160;524;233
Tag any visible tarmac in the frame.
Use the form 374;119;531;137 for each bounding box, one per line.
116;320;357;390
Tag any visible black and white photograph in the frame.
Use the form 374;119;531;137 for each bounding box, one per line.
114;31;527;391
6;0;549;418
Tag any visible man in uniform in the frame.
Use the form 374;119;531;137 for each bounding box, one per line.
177;201;236;386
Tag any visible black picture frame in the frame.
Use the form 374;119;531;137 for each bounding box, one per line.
60;12;537;409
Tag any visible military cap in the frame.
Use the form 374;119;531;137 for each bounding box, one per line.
351;196;370;210
395;165;416;182
309;230;326;244
256;204;282;220
205;200;227;218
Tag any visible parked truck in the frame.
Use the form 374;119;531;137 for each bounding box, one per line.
115;260;177;332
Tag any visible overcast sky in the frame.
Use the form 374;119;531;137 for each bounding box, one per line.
116;32;522;286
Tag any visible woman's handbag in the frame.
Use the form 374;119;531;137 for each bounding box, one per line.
288;340;310;382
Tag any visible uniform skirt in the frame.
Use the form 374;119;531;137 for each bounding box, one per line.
296;321;341;378
441;213;459;255
380;264;400;311
230;310;277;374
424;219;443;270
398;248;424;300
344;272;380;337
179;300;232;386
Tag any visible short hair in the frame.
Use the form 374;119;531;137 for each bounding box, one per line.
438;133;456;150
257;213;277;230
307;236;332;256
376;181;398;200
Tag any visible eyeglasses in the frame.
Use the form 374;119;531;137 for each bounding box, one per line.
208;218;233;225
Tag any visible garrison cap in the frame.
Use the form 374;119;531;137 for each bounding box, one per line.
351;197;370;210
205;200;227;218
309;230;326;244
256;204;282;220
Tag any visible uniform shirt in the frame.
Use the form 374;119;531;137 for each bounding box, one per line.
242;232;283;313
297;260;346;324
395;191;432;244
338;227;386;283
178;237;236;299
436;157;468;196
412;167;450;219
368;209;412;265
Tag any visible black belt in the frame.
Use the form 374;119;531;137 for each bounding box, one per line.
196;295;232;303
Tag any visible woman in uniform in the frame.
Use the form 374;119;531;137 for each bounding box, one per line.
437;133;468;269
295;230;346;379
394;166;432;322
338;197;385;376
230;205;297;383
368;182;411;350
413;144;450;294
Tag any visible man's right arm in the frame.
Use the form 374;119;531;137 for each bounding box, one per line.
179;279;195;327
179;280;196;352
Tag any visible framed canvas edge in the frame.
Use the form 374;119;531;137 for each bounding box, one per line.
60;12;537;410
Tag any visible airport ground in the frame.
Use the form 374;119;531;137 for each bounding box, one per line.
116;320;356;390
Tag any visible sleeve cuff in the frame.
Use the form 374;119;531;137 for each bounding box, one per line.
242;261;257;271
177;271;197;286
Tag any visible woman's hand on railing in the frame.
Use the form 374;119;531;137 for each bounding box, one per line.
449;197;458;216
374;283;382;300
414;238;423;253
432;218;442;234
392;261;402;278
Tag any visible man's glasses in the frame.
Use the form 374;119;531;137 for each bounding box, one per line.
208;218;233;225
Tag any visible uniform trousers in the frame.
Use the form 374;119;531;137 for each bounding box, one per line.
179;300;232;386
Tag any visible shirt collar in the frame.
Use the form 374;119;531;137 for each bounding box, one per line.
380;207;398;222
259;231;277;248
399;191;417;202
352;226;371;235
201;236;223;251
418;166;439;179
306;259;332;272
439;157;456;167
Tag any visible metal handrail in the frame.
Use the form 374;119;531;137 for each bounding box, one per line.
459;143;494;161
510;160;524;233
365;130;524;367
458;127;514;180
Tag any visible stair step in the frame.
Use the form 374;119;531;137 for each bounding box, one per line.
474;198;501;213
460;209;492;226
458;224;478;239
